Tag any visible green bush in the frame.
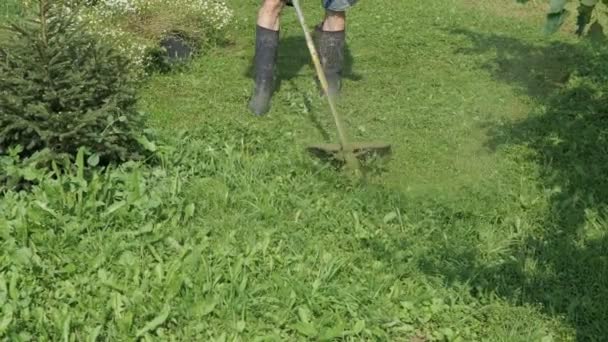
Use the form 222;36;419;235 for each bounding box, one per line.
1;0;23;20
0;0;149;167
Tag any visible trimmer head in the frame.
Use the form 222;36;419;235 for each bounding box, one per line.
306;142;392;162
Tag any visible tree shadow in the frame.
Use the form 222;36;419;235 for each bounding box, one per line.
449;28;608;229
411;28;608;341
448;29;579;99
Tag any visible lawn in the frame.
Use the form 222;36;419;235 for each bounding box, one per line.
1;0;607;341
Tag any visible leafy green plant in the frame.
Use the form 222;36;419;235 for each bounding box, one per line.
0;0;149;167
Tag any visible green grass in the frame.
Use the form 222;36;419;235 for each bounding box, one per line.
2;0;608;341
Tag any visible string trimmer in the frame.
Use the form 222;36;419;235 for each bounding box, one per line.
291;0;391;171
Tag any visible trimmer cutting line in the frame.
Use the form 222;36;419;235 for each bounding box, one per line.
291;0;391;170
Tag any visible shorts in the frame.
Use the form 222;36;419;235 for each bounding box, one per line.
284;0;358;12
322;0;359;11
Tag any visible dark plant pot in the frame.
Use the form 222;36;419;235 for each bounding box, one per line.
144;31;199;74
159;32;194;63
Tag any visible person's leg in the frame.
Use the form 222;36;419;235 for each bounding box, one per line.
257;0;283;30
316;0;358;97
322;10;346;32
249;0;285;115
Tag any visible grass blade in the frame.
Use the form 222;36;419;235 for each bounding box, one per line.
136;304;171;337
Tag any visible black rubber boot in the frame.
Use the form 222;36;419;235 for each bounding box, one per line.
248;25;279;116
315;25;345;98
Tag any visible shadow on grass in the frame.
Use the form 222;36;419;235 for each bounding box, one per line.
414;29;608;340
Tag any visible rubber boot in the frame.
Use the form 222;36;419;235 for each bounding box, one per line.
248;25;279;116
315;25;345;98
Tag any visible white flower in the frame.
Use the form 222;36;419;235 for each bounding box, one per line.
75;0;234;76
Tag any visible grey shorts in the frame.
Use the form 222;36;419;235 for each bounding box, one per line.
322;0;359;11
283;0;358;12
